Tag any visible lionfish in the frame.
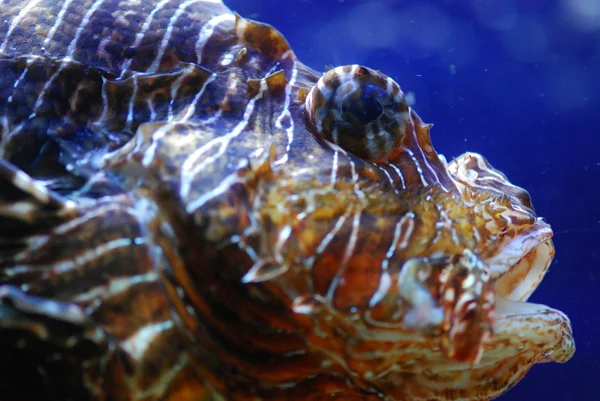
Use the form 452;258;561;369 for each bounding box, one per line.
0;0;574;400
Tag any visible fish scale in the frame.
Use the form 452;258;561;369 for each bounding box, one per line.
0;1;573;400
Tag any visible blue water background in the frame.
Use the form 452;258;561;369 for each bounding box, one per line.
225;0;600;399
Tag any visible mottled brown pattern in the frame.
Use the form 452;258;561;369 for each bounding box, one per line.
0;0;573;400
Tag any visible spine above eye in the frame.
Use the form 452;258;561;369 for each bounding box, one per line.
304;65;411;162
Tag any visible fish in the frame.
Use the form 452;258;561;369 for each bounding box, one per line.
0;0;574;400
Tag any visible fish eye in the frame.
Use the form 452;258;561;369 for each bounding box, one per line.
341;82;384;126
305;65;411;162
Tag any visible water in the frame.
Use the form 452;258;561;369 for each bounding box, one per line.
225;0;600;399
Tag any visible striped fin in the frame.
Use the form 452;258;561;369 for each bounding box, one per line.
0;285;130;401
0;160;110;400
0;159;80;278
0;158;78;263
0;159;213;400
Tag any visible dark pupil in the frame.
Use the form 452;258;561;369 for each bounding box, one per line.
341;83;384;126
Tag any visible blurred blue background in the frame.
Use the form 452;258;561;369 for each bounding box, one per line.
225;0;599;399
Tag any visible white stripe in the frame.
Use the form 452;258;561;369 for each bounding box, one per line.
377;165;399;194
0;0;44;52
126;74;139;128
415;140;447;191
167;70;189;120
148;0;204;72
147;98;157;121
121;321;174;361
326;210;361;300
389;163;406;189
55;204;124;234
382;219;404;270
195;13;235;64
67;0;106;56
330;150;339;187
274;50;298;165
201;108;223;125
369;272;391;307
404;148;428;186
7;61;33;103
12;169;51;203
306;209;351;270
5;238;134;277
44;0;77;47
94;76;110;125
1;122;25;159
179;72;217;122
398;213;415;250
73;271;158;303
185;172;242;212
141;122;174;167
274;225;292;264
0;201;37;221
120;0;173;77
346;151;367;204
55;238;133;274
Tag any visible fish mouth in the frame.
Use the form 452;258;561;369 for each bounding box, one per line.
443;151;574;364
483;220;575;364
488;219;554;303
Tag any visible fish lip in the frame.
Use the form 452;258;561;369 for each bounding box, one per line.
485;218;554;302
492;296;575;364
482;219;575;365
